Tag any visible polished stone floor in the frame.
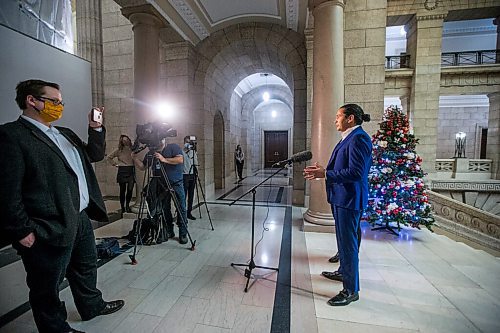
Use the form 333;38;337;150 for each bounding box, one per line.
0;171;499;332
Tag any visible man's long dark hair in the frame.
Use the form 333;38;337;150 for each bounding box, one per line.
340;103;371;125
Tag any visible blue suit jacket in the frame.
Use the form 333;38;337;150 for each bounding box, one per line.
325;126;372;211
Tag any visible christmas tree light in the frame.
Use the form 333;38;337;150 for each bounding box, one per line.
365;105;434;233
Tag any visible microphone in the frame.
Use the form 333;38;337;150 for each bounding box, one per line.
273;151;312;167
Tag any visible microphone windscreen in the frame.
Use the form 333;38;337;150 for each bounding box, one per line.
291;151;313;163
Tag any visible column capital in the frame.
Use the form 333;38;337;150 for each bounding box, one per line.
118;2;167;28
308;0;345;12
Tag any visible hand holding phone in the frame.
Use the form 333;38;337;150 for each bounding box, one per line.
89;107;104;128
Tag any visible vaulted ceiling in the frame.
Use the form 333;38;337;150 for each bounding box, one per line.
148;0;308;44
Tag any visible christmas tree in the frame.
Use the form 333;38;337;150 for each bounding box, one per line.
365;105;434;233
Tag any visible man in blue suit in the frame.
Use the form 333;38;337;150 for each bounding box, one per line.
304;104;372;306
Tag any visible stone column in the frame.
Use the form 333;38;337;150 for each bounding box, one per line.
405;12;447;179
303;0;345;228
76;0;104;107
487;92;500;180
120;4;166;211
400;95;412;125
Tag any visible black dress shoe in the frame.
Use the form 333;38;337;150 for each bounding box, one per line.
327;289;359;306
328;252;339;263
321;270;343;282
187;214;196;220
99;300;125;316
167;231;175;238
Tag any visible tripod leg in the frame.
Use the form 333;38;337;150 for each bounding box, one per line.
244;273;251;293
196;174;215;231
194;178;202;219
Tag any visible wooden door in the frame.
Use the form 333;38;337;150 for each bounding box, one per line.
264;131;288;168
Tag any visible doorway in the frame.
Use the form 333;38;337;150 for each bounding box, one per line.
264;131;288;168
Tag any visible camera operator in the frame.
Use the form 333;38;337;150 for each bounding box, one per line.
132;139;189;244
182;136;198;220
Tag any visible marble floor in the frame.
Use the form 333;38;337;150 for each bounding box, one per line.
0;171;499;332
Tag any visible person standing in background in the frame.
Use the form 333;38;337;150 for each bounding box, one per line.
235;144;245;181
107;134;135;213
182;136;198;220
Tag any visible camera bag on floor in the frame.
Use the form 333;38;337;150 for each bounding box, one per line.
96;237;120;259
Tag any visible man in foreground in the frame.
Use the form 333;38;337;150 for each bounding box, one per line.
0;79;124;332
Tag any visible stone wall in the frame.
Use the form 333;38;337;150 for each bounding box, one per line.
99;0;134;197
437;105;489;159
344;0;387;136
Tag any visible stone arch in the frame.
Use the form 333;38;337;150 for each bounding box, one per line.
193;22;307;196
241;85;294;170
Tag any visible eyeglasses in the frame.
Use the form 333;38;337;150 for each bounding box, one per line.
34;96;65;106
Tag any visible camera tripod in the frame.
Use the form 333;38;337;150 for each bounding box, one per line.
185;147;214;231
129;151;196;265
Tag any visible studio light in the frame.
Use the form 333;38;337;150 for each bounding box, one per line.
154;101;175;120
271;110;277;118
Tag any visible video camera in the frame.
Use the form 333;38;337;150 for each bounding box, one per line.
132;122;177;152
187;135;197;151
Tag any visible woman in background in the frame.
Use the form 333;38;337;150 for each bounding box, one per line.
107;135;135;213
235;144;245;182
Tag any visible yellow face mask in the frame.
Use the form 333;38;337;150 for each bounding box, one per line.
34;98;64;123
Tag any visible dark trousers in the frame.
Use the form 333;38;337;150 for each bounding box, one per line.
335;220;361;253
164;181;188;236
14;211;105;333
236;160;244;180
332;205;361;293
119;180;134;209
183;173;196;215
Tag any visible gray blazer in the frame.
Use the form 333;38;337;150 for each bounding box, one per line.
0;117;108;247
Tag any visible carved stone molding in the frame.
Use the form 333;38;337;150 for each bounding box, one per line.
416;13;446;21
286;0;299;31
441;72;500;88
428;190;500;251
430;181;500;192
424;0;440;11
168;0;209;39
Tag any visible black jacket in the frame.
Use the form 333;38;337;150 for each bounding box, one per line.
0;117;108;247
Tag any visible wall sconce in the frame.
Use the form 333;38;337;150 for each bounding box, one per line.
454;132;466;158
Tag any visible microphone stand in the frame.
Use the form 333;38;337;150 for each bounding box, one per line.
229;163;287;292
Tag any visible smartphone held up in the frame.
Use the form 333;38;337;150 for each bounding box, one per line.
91;107;103;125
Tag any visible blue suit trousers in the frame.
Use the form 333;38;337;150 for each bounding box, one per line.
333;205;361;293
